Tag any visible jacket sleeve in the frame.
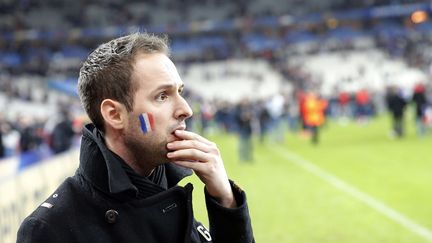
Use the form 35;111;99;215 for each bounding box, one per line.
17;217;59;243
204;180;254;243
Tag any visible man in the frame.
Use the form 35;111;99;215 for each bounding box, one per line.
386;86;407;138
303;91;328;145
50;108;75;154
0;114;4;158
17;33;254;243
235;98;253;162
412;83;427;136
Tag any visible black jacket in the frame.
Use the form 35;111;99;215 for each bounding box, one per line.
412;91;427;118
17;124;254;243
386;93;407;119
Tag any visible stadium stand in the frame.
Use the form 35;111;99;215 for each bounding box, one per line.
287;48;427;96
179;59;287;102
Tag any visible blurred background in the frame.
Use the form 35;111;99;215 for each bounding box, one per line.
1;0;432;242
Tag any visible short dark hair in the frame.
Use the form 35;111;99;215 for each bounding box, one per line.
78;32;169;131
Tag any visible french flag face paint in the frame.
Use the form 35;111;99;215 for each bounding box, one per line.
139;112;155;134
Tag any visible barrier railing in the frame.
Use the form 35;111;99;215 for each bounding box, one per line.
0;149;79;243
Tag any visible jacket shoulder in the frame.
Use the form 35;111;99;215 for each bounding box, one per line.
17;216;60;243
19;177;80;230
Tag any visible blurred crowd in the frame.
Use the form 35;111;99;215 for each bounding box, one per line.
183;82;432;161
1;0;418;33
1;78;431;165
1;0;430;77
1;0;432;165
0;106;84;167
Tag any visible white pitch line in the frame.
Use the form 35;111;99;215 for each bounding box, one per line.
271;146;432;242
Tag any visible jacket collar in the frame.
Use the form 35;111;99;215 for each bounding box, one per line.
77;124;192;195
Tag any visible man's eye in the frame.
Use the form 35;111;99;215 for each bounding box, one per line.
178;88;184;95
156;92;168;101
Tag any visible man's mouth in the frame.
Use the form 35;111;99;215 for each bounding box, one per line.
169;125;186;140
171;125;186;135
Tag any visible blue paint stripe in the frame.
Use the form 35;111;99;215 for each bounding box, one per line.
139;114;148;133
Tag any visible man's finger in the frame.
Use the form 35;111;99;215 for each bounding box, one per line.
174;130;213;145
167;139;211;153
167;148;211;162
171;160;206;172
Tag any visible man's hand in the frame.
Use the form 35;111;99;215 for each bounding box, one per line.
167;130;237;208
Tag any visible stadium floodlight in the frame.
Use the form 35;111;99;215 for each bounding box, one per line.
411;10;428;24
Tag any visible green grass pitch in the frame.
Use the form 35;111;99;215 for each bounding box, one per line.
181;114;432;243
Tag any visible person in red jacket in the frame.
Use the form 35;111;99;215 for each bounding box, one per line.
355;89;370;123
303;91;328;145
338;91;351;121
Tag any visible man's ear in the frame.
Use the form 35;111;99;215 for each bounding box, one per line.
100;99;127;130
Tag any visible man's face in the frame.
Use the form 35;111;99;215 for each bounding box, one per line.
123;52;193;167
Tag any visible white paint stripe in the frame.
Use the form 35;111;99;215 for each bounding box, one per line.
271;146;432;242
143;113;152;132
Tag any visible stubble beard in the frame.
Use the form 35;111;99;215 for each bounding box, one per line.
123;123;169;171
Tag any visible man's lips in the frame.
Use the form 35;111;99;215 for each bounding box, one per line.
171;125;186;135
168;125;186;143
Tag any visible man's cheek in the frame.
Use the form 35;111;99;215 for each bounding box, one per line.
138;112;155;134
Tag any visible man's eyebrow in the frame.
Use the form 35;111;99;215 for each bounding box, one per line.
154;83;184;91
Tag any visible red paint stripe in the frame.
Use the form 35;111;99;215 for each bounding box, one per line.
148;112;155;131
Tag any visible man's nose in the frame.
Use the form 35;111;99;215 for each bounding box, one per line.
175;96;193;120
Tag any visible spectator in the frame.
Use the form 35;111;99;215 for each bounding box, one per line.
412;83;427;136
266;93;285;143
0;122;4;159
257;99;271;143
355;88;371;124
236;98;254;162
50;109;75;154
303;91;328;145
338;90;351;122
386;86;407;138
